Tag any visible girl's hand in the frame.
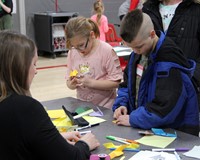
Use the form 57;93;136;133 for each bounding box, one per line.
67;76;79;89
76;76;92;88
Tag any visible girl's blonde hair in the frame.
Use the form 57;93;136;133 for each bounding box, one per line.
93;0;104;26
65;16;100;49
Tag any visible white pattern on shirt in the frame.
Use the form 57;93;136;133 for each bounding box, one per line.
159;3;180;32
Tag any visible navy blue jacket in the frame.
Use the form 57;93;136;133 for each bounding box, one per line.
113;32;199;136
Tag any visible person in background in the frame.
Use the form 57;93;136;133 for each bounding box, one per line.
112;9;199;136
65;16;123;109
0;0;13;30
142;0;200;112
118;0;143;21
0;30;99;160
91;0;109;42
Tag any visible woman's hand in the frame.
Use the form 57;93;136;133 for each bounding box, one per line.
79;133;100;150
61;131;81;145
61;131;100;150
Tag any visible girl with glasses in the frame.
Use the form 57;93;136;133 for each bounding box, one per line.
65;16;123;109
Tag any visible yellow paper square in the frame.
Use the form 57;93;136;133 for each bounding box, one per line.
135;135;176;148
83;116;106;125
47;109;66;119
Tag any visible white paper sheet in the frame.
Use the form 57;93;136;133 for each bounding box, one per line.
128;150;178;160
183;146;200;159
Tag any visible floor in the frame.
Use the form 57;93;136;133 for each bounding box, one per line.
30;53;76;102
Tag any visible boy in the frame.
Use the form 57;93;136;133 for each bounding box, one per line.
113;9;199;136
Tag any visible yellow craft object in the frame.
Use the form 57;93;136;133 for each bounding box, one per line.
112;120;117;123
103;142;139;150
47;110;78;133
47;109;66;119
103;143;116;148
109;145;128;159
126;143;140;149
52;116;73;132
70;70;78;77
103;142;140;159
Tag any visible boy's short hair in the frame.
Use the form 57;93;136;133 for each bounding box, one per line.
120;9;143;43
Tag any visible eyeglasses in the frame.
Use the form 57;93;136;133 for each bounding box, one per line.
73;37;89;51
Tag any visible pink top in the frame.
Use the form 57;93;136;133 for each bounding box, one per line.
91;14;109;41
66;41;123;109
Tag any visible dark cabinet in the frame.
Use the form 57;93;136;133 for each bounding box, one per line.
34;12;78;58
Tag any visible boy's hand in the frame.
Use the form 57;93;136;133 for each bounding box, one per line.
116;115;131;126
113;106;128;119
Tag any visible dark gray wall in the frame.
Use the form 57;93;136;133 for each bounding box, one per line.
12;14;20;32
12;1;20;32
24;0;124;41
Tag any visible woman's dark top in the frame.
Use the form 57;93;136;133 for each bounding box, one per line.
0;94;90;160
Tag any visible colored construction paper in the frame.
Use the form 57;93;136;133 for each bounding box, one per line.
52;116;79;132
82;116;106;125
47;109;65;118
52;116;72;132
151;128;177;137
103;142;139;150
135;135;176;148
109;145;128;159
52;116;71;126
89;107;103;117
75;107;91;114
70;70;78;77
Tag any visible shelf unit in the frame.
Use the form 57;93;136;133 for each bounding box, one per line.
34;12;78;58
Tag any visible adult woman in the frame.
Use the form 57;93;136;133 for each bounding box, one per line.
0;30;99;159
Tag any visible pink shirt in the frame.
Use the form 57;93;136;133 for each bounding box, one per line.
66;41;123;109
91;14;109;41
